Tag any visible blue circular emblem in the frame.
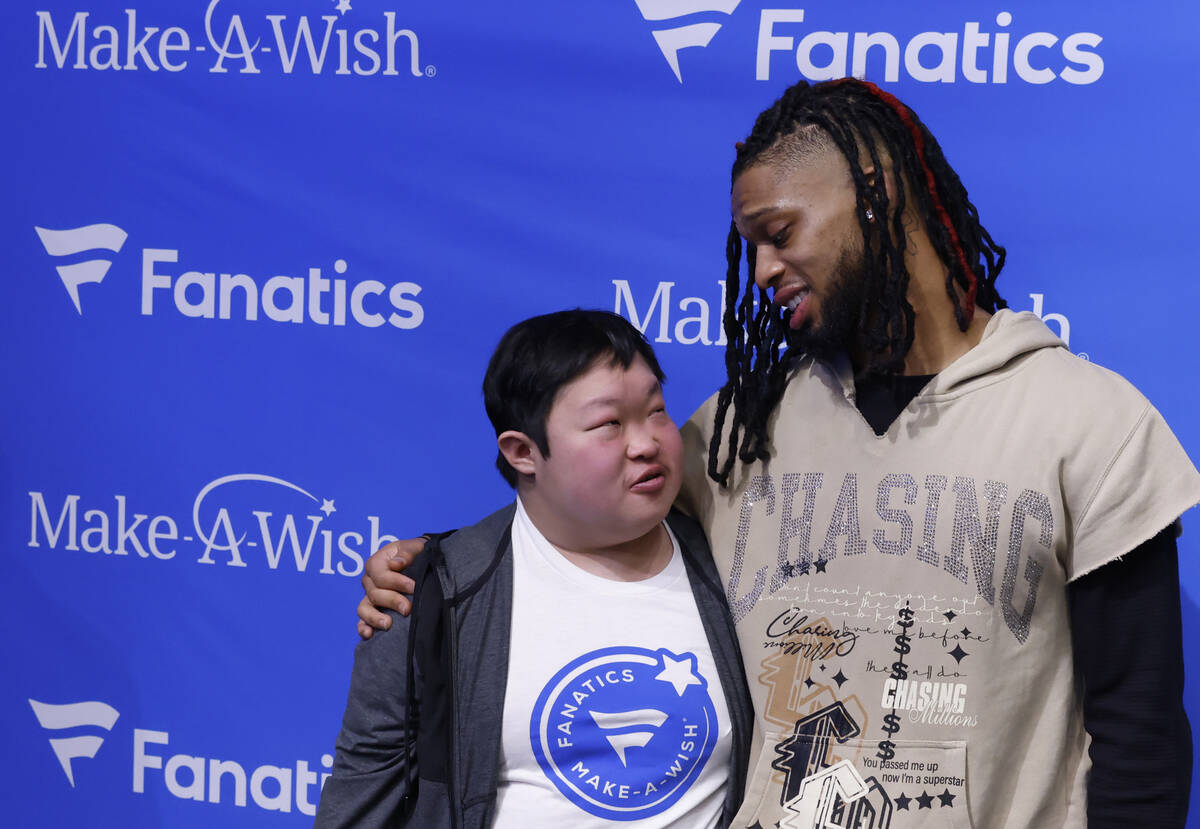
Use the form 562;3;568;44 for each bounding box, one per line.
529;646;718;820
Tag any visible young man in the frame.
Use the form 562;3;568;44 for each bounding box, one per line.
315;310;753;828
359;79;1199;827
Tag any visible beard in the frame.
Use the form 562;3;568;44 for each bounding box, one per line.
783;236;870;362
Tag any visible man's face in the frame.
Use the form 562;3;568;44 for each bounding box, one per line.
532;354;682;550
732;150;869;359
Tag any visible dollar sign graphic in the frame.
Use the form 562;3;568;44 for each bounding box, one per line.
881;713;901;735
890;662;909;679
876;740;896;761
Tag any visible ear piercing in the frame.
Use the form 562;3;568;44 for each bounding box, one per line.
865;208;874;221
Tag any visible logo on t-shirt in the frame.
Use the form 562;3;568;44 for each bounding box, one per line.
530;646;718;820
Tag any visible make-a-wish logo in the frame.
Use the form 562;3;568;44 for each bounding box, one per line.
28;699;120;786
35;224;128;314
634;0;741;82
35;0;435;78
1028;293;1081;355
28;473;396;577
530;646;717;820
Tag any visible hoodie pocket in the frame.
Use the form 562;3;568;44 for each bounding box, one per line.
733;733;973;828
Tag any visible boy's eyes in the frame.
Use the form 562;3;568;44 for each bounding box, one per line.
588;419;620;430
588;406;666;430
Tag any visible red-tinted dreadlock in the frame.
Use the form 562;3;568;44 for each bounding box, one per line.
708;78;1007;487
839;79;980;321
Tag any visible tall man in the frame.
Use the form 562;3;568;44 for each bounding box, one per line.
357;78;1199;827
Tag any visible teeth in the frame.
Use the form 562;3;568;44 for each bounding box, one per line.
786;290;808;312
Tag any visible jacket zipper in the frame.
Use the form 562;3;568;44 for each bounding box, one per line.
443;564;462;829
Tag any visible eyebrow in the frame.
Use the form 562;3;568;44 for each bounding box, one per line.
579;380;663;410
737;205;780;225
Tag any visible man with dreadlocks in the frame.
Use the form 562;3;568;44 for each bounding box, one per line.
354;78;1198;827
678;77;1199;828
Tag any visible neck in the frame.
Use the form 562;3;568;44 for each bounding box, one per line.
854;225;991;376
518;494;674;582
902;276;991;375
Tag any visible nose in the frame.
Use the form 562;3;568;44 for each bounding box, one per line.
753;245;784;291
626;422;660;460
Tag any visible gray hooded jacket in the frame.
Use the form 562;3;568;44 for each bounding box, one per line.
315;503;754;828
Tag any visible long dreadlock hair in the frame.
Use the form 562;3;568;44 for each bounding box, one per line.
708;77;1007;487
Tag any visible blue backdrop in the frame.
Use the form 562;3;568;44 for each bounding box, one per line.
4;1;1199;825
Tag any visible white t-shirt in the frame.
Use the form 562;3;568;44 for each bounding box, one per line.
491;500;732;828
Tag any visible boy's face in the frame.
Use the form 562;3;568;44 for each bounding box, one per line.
533;354;682;549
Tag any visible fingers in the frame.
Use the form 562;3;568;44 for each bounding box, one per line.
385;537;427;563
366;583;412;616
354;537;423;634
371;569;416;595
357;596;395;631
362;568;414;606
366;539;423;595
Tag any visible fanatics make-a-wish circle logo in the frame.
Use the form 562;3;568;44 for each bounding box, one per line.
530;646;718;820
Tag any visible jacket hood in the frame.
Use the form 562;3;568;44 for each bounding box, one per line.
922;309;1066;396
434;503;516;597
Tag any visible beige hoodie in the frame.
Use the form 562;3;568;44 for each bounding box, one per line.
680;310;1200;829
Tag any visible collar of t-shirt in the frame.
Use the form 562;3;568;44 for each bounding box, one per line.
512;497;685;595
854;373;935;436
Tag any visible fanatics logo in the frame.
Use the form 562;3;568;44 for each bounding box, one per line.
34;223;128;314
530;646;718;820
31;222;426;330
28;698;121;786
27;695;333;814
633;0;741;82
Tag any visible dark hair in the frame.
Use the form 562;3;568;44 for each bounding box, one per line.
483;309;666;487
708;77;1007;486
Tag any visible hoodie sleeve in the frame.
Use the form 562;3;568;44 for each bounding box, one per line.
1068;399;1200;581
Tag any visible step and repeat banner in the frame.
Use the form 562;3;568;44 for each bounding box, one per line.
3;1;1199;826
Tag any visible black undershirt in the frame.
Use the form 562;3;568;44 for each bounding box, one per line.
855;373;1191;826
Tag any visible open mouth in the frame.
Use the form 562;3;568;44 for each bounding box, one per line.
774;284;812;329
783;288;810;312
